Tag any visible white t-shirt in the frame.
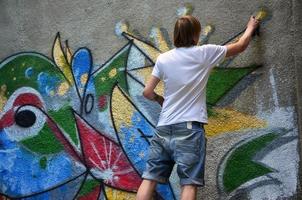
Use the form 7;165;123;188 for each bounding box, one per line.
152;44;227;126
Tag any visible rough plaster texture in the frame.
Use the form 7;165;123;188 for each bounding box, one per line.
0;0;301;199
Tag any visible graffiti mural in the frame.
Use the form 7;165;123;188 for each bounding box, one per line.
0;3;299;200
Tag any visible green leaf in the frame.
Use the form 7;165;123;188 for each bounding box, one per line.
207;65;259;105
48;105;78;146
223;132;278;193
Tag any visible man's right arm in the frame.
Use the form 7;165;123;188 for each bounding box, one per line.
225;16;260;57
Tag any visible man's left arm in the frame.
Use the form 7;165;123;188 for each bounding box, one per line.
142;76;164;107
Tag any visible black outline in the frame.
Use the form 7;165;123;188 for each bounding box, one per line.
69;47;93;115
97;184;104;200
72;174;104;200
122;32;157;65
128;64;154;71
126;71;146;87
137;128;152;144
84;93;94;114
122;32;161;52
50;32;73;86
65;39;72;65
123;40;133;95
71;172;89;200
91;42;131;76
79;48;94;115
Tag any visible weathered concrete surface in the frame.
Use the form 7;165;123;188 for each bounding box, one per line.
0;0;301;199
293;0;302;199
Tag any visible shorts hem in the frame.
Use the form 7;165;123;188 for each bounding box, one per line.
180;179;205;187
142;172;168;184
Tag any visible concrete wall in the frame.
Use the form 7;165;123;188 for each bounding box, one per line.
0;0;301;199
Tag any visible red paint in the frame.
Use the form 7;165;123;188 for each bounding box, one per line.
75;114;142;192
0;109;15;129
13;93;43;108
98;95;107;109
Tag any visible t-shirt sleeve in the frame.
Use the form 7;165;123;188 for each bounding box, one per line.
151;57;162;79
202;44;227;68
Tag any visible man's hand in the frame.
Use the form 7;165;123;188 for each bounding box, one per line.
143;75;164;106
246;16;260;34
154;93;164;107
226;16;260;57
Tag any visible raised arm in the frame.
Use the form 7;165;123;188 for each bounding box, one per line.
226;16;260;57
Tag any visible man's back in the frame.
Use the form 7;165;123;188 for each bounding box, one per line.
152;44;226;126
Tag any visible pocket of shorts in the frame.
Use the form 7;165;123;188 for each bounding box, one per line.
148;136;164;159
175;140;200;165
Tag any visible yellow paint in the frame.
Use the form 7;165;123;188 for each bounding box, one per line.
205;108;266;137
65;41;73;64
135;41;161;62
111;86;134;130
256;8;268;21
118;21;130;35
53;34;74;84
109;68;117;78
177;3;194;16
105;186;136;200
80;73;88;85
150;27;170;52
57;81;70;96
203;25;214;36
134;67;164;96
0;85;7;112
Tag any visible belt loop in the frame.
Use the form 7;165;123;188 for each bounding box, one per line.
187;121;192;129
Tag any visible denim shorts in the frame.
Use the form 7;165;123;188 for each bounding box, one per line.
142;121;207;186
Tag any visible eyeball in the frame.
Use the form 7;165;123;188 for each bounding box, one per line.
5;105;46;142
15;109;37;128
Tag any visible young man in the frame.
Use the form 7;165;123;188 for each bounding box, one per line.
136;15;259;200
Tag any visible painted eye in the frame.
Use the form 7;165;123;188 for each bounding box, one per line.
15;110;37;128
4;105;46;142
